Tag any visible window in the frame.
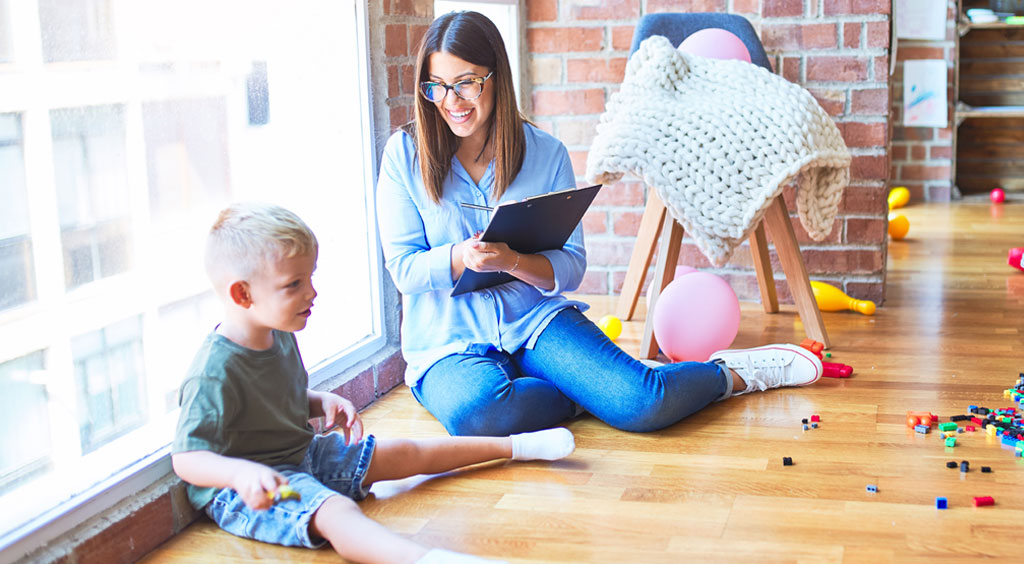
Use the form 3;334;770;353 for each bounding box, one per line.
0;0;380;548
434;0;521;101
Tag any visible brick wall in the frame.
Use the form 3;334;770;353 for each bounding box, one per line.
889;1;957;202
525;0;893;304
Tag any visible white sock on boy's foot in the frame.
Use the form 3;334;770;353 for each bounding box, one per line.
415;548;508;564
510;427;575;461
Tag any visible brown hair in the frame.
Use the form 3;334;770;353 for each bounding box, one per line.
404;11;525;205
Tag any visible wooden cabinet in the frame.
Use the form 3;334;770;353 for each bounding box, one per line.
955;0;1024;194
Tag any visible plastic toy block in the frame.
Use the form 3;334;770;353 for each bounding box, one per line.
822;361;853;378
943;431;957;438
799;338;824;358
981;466;992;473
945;437;957;447
950;415;970;422
801;418;808;424
866;484;878;493
971;417;984;425
267;484;302;503
946;461;958;468
969;405;977;412
973;496;994;507
802;424;809;430
957;428;964;434
906;411;937;428
966;426;976;432
915;424;930;434
960;460;969;473
811;415;821;422
939;422;958;432
987;425;998;437
811;423;819;429
1001;434;1017;446
783;457;793;466
936;497;948;509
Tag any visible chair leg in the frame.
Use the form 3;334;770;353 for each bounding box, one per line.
640;214;684;359
616;187;667;321
761;196;830;348
749;222;779;313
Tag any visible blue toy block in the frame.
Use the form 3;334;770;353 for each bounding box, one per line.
866;484;878;493
936;497;948;509
915;424;930;434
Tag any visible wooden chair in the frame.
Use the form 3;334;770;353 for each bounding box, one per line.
615;13;829;358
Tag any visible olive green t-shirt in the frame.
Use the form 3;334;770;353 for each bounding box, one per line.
173;329;315;509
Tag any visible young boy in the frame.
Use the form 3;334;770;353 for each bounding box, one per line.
173;202;575;564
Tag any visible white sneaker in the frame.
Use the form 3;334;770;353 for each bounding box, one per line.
710;344;823;396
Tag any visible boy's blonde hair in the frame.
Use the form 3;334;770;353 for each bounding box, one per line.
205;202;318;285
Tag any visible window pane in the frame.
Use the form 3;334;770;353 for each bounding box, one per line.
72;317;147;454
0;351;51;496
0;0;12;63
38;0;116;62
0;113;36;311
142;98;231;220
50;105;132;290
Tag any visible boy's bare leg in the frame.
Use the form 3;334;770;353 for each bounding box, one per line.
311;495;426;564
365;428;574;484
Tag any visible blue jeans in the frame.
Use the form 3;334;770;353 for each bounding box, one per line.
205;433;376;549
413;307;731;435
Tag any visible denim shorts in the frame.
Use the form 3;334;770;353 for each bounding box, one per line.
205;433;376;548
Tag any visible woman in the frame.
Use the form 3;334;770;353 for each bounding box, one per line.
376;11;822;437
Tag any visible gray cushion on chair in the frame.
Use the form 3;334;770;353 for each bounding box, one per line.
628;12;773;72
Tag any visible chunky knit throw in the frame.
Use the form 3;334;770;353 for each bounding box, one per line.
586;36;851;266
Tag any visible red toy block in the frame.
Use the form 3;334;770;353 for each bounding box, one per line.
973;496;995;507
799;339;824;360
966;425;976;432
906;411;938;428
811;415;820;422
822;361;853;378
971;417;983;425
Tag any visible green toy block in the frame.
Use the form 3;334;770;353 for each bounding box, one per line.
944;436;957;447
939;422;958;432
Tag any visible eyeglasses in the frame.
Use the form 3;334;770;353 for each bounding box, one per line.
420;72;493;103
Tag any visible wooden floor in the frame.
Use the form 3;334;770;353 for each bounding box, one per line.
143;201;1024;563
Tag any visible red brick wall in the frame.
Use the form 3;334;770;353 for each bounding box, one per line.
889;2;956;202
526;0;892;304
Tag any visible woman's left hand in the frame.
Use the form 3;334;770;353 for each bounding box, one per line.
462;240;518;273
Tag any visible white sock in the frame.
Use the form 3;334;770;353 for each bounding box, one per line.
415;548;508;564
510;427;575;461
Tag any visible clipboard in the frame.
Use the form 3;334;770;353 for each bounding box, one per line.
451;184;602;297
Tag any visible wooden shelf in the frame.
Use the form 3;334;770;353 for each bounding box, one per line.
956;102;1024;120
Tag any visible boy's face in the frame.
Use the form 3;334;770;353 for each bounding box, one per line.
245;253;318;333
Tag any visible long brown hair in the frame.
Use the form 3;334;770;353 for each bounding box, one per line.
404;11;525;205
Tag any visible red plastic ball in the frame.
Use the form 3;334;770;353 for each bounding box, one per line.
991;188;1006;203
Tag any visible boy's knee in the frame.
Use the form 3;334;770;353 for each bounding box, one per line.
443;414;514;437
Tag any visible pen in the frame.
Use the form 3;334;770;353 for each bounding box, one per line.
459;202;493;211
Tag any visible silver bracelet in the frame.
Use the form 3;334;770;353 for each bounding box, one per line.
507;252;520;273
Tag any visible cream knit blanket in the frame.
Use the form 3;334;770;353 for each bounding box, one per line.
586;36;851;266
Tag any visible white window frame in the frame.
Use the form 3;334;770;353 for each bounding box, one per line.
0;1;383;559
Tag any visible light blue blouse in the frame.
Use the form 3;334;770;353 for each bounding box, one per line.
376;123;589;386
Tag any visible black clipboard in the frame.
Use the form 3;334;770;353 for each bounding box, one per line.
450;184;602;297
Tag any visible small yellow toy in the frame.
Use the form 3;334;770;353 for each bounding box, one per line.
267;484;301;503
888;186;910;210
596;314;622;341
888;213;909;240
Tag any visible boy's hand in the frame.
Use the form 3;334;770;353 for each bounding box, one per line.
231;460;288;511
320;393;364;446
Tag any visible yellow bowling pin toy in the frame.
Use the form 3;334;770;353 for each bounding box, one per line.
888;187;910;210
809;281;876;315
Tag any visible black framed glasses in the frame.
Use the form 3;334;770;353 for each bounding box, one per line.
420;71;493;103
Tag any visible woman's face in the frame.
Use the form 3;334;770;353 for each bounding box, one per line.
427;51;495;145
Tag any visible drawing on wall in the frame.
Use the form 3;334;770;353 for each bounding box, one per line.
896;0;947;40
903;59;948;128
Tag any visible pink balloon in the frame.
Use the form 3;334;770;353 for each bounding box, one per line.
677;28;751;62
651;272;741;362
646;266;699;311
